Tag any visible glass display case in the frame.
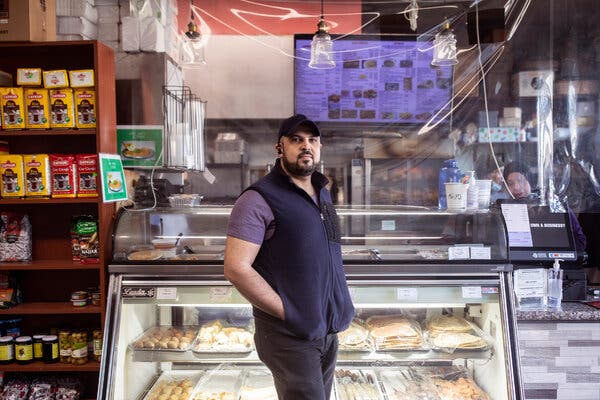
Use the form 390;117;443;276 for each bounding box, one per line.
100;206;522;399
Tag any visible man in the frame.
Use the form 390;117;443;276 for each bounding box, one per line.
224;114;355;400
503;161;587;251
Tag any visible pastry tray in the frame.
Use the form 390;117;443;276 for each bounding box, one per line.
129;326;199;352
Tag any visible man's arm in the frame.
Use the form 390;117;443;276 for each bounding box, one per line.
223;235;284;320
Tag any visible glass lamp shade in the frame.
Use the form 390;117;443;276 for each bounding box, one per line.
309;31;335;69
179;35;206;68
431;29;458;66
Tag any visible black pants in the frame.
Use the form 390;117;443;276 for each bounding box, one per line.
254;320;338;400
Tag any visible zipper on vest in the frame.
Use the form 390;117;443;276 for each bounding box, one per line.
320;201;336;332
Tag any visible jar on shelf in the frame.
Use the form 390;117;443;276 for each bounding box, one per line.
33;334;44;361
14;336;33;364
71;330;88;364
58;329;72;363
92;329;102;362
0;336;14;364
42;335;59;363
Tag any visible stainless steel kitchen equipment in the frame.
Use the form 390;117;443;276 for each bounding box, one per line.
99;205;522;399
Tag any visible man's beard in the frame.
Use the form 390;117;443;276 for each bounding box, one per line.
281;151;318;177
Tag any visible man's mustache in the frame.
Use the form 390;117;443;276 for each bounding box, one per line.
299;150;312;157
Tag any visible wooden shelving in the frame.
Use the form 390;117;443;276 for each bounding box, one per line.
0;361;101;372
0;302;102;315
0;40;116;398
0;197;100;205
0;129;96;136
0;259;101;270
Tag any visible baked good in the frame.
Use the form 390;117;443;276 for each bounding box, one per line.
238;385;278;400
335;369;381;400
366;315;424;350
426;314;473;337
193;392;235;400
194;320;253;352
431;332;487;350
145;378;195;400
131;327;196;350
128;249;163;261
338;320;370;351
432;377;490;400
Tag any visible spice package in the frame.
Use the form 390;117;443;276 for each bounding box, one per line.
74;89;96;128
0;87;25;129
42;69;69;89
69;69;95;88
50;154;77;198
16;68;42;86
24;88;50;129
24;154;51;197
0;155;25;198
49;88;75;128
76;154;98;197
77;215;99;264
0;272;22;309
0;213;32;262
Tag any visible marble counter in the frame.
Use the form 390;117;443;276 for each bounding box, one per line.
516;301;600;321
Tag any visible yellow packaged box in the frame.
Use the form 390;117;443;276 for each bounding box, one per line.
0;155;25;198
49;89;75;128
23;154;51;197
17;68;42;86
68;70;95;88
42;70;69;89
0;87;25;129
74;89;96;129
25;88;50;129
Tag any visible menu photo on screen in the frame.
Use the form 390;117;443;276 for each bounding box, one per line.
294;34;453;126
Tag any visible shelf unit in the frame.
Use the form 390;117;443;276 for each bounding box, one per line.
0;41;116;399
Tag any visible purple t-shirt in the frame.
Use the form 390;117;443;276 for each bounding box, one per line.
227;189;318;245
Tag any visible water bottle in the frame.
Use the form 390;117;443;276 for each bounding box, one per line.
438;159;461;209
464;171;479;210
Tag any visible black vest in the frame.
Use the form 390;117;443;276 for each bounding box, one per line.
246;159;354;340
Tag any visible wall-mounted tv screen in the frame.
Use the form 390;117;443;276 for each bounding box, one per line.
294;34;453;126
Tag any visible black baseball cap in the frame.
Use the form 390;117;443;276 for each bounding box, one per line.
278;114;321;140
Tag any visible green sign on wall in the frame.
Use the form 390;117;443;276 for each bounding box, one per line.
117;125;163;168
99;153;128;203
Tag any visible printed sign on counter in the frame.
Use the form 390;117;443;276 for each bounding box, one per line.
462;286;483;299
397;287;418;301
514;268;546;298
156;287;177;300
99;153;128;203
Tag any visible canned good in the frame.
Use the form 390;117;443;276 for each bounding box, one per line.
0;336;14;363
42;335;59;363
15;336;33;363
71;291;88;307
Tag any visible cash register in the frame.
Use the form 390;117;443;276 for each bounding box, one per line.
499;201;587;300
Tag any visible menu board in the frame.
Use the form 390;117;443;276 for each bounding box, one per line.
294;35;453;124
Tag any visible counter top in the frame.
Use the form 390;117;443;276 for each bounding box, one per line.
516;301;600;321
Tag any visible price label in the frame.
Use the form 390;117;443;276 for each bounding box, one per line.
381;220;396;231
514;269;546;297
397;288;418;301
449;246;470;260
470;247;491;260
462;286;482;299
156;287;177;300
209;287;232;302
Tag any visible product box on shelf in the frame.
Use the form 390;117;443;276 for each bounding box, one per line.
0;0;56;42
23;154;51;197
16;68;42;86
478;127;526;143
76;154;99;197
74;89;96;129
42;70;69;89
0;155;25;198
50;154;77;198
512;70;554;97
24;88;50;129
49;88;75;128
0;87;25;129
68;70;95;88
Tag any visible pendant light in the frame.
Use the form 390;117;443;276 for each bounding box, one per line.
431;20;458;67
309;0;335;69
179;0;206;68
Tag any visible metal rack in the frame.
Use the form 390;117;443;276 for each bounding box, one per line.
163;86;207;171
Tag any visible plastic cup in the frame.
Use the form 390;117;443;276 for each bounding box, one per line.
475;179;492;209
445;183;468;210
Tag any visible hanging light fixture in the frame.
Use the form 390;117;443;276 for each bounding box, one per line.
309;0;335;69
179;0;206;67
431;20;458;66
